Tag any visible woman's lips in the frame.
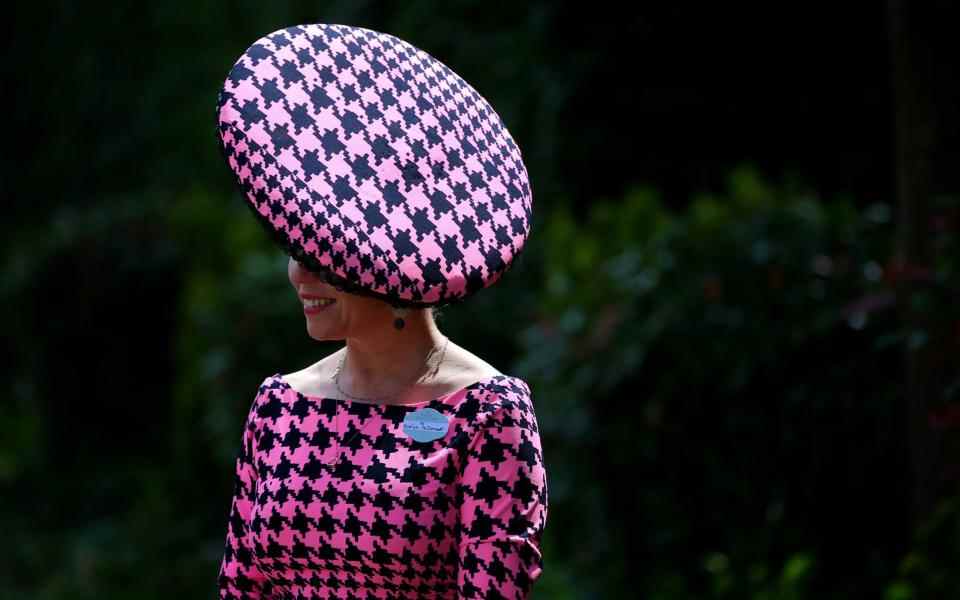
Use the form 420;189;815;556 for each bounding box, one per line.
302;298;336;314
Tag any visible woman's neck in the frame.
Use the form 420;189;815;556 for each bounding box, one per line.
339;310;448;398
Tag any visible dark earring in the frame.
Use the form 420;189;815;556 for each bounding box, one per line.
392;306;408;330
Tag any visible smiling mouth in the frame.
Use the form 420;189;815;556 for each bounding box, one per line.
303;298;336;309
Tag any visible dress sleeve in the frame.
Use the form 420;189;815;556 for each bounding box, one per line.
457;379;549;599
217;382;270;599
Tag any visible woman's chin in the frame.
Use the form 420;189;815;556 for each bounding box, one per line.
305;321;339;341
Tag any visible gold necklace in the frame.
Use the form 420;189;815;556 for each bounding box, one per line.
326;337;450;465
332;336;450;404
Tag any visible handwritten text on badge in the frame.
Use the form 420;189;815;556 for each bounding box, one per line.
403;407;449;442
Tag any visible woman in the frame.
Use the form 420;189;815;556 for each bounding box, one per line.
215;23;548;599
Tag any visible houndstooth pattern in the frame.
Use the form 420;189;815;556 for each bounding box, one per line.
217;373;548;599
216;24;533;307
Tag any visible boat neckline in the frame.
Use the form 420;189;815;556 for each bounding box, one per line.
272;371;510;408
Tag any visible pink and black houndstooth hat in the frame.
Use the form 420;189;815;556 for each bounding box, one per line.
216;23;533;308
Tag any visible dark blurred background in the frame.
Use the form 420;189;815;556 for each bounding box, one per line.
4;1;959;598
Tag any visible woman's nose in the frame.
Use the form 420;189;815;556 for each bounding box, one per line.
290;258;321;282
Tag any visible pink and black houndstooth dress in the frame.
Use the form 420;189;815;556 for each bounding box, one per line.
217;372;548;599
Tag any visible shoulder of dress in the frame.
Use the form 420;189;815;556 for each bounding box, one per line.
257;372;286;396
479;373;531;401
471;374;537;426
245;372;288;414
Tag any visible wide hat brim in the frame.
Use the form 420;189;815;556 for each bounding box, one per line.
216;23;533;308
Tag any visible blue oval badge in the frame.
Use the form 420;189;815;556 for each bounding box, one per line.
403;407;449;442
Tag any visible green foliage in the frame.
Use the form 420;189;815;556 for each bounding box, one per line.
3;160;957;598
3;2;958;599
512;165;959;598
